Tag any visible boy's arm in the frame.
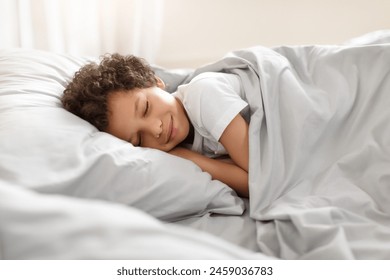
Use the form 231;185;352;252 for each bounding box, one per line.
219;113;249;173
169;114;249;197
169;146;248;197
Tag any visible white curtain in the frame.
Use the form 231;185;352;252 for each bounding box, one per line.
0;0;164;62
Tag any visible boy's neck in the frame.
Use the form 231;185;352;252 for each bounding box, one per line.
181;123;194;146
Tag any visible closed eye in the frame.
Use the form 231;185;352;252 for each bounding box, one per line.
144;100;149;117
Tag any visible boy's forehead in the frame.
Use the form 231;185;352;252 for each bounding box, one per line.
105;93;135;141
108;90;137;112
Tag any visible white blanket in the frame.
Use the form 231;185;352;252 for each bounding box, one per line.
188;43;390;259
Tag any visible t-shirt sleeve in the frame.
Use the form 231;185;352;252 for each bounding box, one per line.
184;73;248;141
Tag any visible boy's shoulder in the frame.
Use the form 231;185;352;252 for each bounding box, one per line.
186;72;238;92
190;72;231;84
174;72;241;104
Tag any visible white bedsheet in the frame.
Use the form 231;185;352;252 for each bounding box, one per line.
173;199;259;252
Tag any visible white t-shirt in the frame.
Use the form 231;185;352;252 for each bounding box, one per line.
174;72;249;158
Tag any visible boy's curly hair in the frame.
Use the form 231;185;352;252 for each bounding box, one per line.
61;53;158;131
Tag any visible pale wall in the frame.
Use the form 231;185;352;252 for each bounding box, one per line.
156;0;390;68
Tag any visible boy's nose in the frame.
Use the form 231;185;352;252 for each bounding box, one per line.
147;119;163;139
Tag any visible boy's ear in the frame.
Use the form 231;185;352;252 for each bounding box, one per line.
155;76;165;89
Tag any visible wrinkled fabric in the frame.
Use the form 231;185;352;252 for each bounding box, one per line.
186;44;390;259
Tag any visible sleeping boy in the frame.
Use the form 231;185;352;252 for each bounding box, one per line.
61;54;250;197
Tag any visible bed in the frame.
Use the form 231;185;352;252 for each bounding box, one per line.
1;31;389;260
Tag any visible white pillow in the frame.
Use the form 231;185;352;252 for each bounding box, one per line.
0;48;244;222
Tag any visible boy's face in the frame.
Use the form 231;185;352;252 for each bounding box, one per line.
106;84;190;152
